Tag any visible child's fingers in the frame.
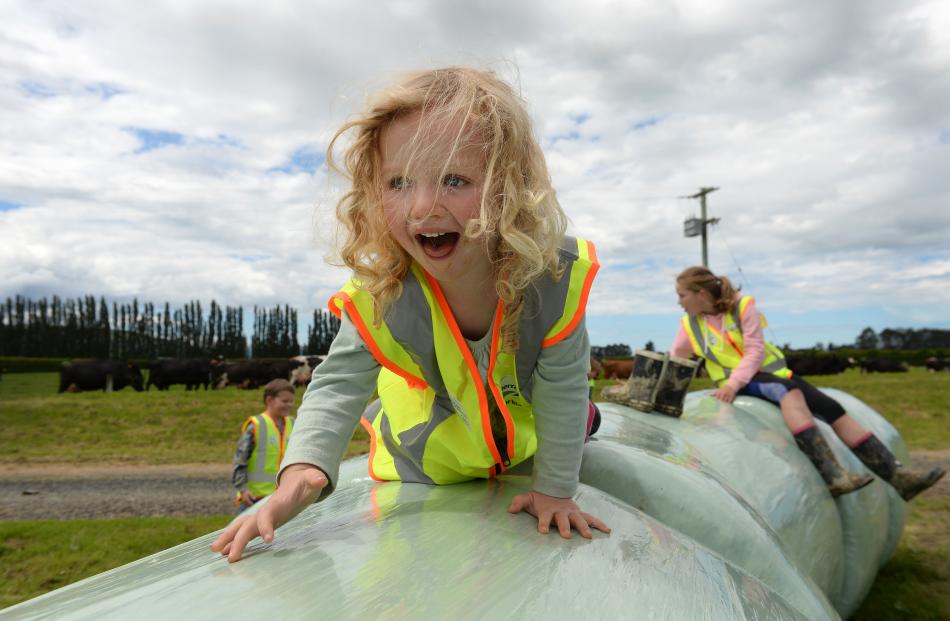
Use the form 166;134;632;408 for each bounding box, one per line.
507;493;531;514
258;506;277;544
210;516;247;552
582;512;611;534
555;512;573;539
302;468;329;492
569;512;593;539
227;518;262;563
536;509;554;534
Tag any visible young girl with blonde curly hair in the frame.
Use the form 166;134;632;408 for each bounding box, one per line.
214;67;608;561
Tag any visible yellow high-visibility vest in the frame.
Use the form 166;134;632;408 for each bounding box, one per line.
681;295;791;386
330;236;599;484
240;413;294;498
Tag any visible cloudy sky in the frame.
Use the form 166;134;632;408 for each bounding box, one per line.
1;0;948;351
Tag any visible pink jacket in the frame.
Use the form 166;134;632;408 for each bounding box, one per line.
671;297;766;392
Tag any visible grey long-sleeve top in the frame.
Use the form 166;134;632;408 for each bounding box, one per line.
280;313;591;500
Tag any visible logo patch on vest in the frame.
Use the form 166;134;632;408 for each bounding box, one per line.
450;395;470;429
500;375;522;407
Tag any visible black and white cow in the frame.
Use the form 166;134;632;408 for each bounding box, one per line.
214;359;306;389
146;358;214;390
859;358;909;373
58;359;145;393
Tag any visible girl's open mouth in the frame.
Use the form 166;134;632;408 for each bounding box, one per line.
416;232;459;259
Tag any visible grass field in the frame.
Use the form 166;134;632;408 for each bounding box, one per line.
0;368;947;617
0;372;370;464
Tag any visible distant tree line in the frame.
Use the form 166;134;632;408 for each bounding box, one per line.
591;343;633;359
854;327;950;350
783;327;950;354
306;309;341;356
0;295;343;359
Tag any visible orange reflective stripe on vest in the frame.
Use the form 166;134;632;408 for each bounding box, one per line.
332;236;598;485
682;295;791;385
242;413;294;498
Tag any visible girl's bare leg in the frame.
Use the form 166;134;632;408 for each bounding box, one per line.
831;414;870;447
778;389;814;431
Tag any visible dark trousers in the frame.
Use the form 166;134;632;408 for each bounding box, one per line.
737;372;846;424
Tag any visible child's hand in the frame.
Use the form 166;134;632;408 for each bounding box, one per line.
711;385;737;403
210;464;328;562
507;491;610;539
238;489;256;506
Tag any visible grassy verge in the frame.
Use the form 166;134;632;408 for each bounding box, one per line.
0;515;233;610
0;373;369;464
852;496;950;620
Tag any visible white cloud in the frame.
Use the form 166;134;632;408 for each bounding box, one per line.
1;0;948;349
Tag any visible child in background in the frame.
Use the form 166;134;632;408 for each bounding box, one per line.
232;379;296;512
213;66;608;562
671;266;945;499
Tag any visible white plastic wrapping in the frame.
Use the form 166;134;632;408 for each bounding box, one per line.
3;389;903;620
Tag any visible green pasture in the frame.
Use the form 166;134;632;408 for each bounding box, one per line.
0;372;370;464
0;369;947;616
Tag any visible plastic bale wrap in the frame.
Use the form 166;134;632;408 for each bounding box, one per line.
604;393;846;602
579;414;837;620
595;387;905;619
3;390;907;621
820;387;909;565
7;461;812;621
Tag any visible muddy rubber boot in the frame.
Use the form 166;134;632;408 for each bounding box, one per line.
794;425;875;497
653;356;700;418
851;434;947;501
605;350;668;412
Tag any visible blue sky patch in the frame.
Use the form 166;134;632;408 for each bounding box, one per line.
939;129;950;144
569;112;591;125
271;146;324;175
20;81;57;98
632;116;659;131
548;130;581;145
232;254;270;263
125;128;185;154
0;200;24;212
204;134;242;149
85;83;125;100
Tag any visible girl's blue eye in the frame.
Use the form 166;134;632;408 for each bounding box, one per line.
444;175;466;188
389;176;411;190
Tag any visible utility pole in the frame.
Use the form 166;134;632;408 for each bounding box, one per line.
682;187;720;267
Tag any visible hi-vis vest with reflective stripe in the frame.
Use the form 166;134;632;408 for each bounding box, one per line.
241;413;294;498
329;236;598;485
681;295;792;386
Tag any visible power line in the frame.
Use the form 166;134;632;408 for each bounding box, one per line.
704;200;784;346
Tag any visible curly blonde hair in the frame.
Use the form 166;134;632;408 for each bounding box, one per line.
326;66;567;351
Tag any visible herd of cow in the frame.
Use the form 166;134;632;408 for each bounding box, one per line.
593;353;946;380
57;356;325;393
55;352;950;393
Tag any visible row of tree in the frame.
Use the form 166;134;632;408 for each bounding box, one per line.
854;327;950;350
0;295;341;358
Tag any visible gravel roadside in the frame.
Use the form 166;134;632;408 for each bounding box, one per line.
0;463;236;520
1;451;946;521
